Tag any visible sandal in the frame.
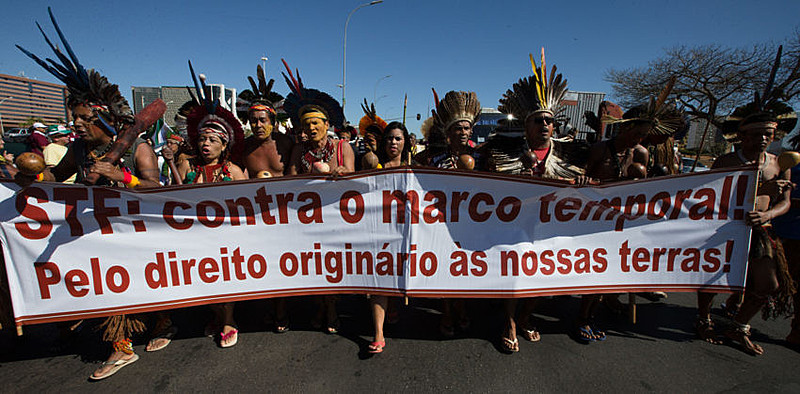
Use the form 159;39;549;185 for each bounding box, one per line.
519;327;541;342
591;326;607;341
326;319;340;335
725;324;764;356
501;336;519;353
89;353;139;381
275;319;290;334
368;341;385;354
577;326;596;343
146;325;178;352
695;317;722;345
219;328;239;348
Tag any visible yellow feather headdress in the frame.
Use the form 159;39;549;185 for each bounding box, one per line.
499;48;568;123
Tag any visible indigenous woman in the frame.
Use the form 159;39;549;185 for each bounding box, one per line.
177;65;246;347
282;61;352;334
367;121;413;353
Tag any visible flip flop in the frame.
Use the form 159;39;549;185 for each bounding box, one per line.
275;321;290;334
146;325;177;352
519;327;541;342
577;326;596;343
89;353;139;381
220;329;238;348
501;337;519;353
591;326;607;341
368;341;385;354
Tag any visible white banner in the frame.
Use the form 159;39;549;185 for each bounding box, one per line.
0;168;755;325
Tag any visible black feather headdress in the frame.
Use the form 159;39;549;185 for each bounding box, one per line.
603;76;685;137
281;59;344;130
186;61;245;162
16;7;134;134
245;64;283;112
721;46;798;141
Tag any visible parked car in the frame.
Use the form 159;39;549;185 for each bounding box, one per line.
4;127;31;143
680;157;710;173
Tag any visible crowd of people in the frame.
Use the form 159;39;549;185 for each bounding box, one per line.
1;9;799;381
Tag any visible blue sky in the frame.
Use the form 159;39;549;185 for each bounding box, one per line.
2;0;799;134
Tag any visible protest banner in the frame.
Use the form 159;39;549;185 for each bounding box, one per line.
0;167;755;326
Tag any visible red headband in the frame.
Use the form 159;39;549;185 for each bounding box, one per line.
249;104;276;115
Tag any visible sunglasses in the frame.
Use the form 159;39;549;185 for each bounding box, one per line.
533;117;554;125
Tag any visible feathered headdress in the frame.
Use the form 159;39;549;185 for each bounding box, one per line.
186;61;245;162
245;64;283;115
358;99;388;136
434;91;481;132
499;48;568;124
721;46;798;141
603;76;685;137
16;7;134;134
281;59;344;130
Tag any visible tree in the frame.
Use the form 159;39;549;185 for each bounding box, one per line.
606;32;800;127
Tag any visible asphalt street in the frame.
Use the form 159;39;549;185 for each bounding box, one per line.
1;292;798;393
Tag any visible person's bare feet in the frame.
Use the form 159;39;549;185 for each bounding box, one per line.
726;326;764;355
696;318;722;345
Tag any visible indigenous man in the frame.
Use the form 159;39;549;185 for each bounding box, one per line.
416;90;481;337
697;111;794;355
16;10;161;380
489;49;587;352
416;90;481;170
241;65;294;179
240;66;293;331
579;84;685;342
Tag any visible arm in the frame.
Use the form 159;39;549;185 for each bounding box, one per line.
161;145;183;185
276;133;295;176
228;163;247;181
331;141;355;176
286;145;302;175
89;143;160;188
748;168;792;226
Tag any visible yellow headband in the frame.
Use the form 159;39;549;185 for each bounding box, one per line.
740;121;778;132
301;112;328;122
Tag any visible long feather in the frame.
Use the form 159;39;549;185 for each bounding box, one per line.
762;45;783;109
432;88;439;107
281;58;301;94
187;60;204;103
656;76;676;109
47;7;88;86
257;64;268;95
248;76;259;96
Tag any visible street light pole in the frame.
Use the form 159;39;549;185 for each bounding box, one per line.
261;56;268;74
0;96;14;134
373;74;391;102
342;0;383;119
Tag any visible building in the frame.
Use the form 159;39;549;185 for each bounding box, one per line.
560;91;605;141
684;118;726;153
131;85;237;127
0;73;69;132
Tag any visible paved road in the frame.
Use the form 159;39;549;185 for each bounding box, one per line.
1;292;798;393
